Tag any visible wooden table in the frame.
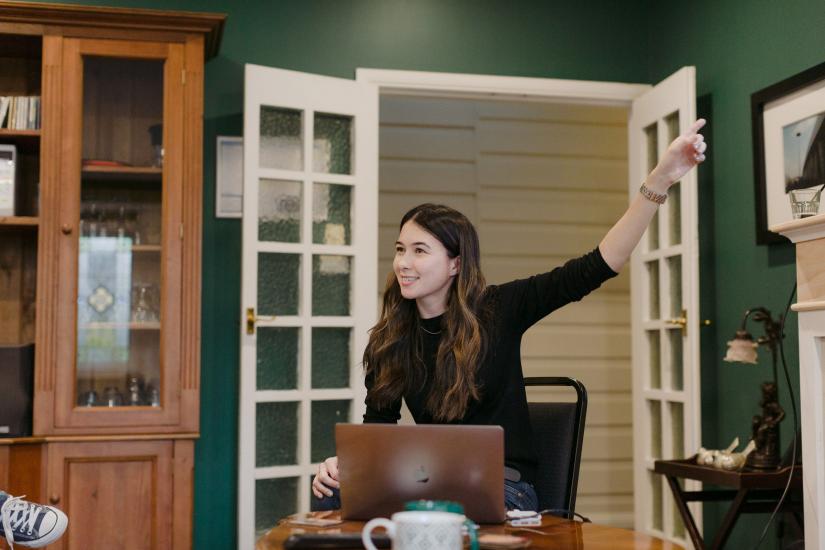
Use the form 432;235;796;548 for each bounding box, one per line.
256;513;684;549
654;458;803;550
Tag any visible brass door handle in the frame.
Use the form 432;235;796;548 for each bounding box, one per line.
665;310;712;336
666;312;688;336
246;308;276;335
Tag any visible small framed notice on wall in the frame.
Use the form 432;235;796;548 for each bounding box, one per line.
216;136;243;218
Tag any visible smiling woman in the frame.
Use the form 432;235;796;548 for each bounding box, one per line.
393;220;460;317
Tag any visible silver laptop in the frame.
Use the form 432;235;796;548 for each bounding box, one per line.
336;423;506;523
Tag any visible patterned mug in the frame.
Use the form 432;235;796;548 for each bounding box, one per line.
362;511;465;550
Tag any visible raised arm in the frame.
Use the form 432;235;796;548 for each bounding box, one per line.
599;119;707;272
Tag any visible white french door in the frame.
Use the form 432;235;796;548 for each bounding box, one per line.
234;64;702;547
237;64;378;549
629;67;702;546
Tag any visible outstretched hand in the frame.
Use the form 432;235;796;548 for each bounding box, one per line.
650;118;707;187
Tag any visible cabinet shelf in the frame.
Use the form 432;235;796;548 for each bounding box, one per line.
0;129;41;138
133;244;161;252
0;129;41;152
79;322;161;331
0;215;38;227
82;165;162;182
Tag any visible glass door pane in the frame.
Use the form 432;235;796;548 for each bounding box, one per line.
75;56;164;409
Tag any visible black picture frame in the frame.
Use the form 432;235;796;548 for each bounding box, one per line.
752;60;825;244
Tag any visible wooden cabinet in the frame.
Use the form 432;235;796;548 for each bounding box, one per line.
46;439;194;550
0;3;224;548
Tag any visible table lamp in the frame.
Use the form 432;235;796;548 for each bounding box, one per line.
723;307;785;469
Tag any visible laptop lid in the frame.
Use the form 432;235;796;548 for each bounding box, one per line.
336;423;506;523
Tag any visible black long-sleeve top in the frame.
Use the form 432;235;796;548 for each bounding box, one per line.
363;247;618;485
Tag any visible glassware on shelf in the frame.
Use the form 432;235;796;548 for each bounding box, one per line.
127;375;144;406
78;389;98;407
149;123;163;168
132;284;158;323
116;204;127;239
87;202;99;237
125;207;140;245
103;386;123;407
147;384;160;407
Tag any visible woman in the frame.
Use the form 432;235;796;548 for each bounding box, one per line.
312;119;708;512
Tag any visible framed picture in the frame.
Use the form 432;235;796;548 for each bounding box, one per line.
216;135;243;218
752;61;825;244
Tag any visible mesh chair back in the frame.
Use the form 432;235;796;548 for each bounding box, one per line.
524;377;587;518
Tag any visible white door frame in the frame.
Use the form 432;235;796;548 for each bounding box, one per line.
356;68;649;105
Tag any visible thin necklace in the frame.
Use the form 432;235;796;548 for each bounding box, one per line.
419;325;442;335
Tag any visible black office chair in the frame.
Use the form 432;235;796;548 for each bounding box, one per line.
523;376;587;520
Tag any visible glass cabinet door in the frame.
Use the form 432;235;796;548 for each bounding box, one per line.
76;55;165;410
55;38;184;429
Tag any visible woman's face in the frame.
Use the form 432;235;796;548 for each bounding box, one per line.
393;220;459;317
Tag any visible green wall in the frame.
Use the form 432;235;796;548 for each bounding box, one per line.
25;1;817;548
647;1;823;546
31;1;648;546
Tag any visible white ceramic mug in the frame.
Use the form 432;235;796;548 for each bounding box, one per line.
362;511;465;550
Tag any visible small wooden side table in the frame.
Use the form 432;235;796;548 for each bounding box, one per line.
654;458;803;550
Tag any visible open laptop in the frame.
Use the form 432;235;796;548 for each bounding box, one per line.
336;423;506;523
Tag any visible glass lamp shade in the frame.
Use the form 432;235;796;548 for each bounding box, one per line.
723;331;759;364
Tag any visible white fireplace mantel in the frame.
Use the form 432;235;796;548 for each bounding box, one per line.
771;212;825;549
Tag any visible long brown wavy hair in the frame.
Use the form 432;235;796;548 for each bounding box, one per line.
363;203;492;421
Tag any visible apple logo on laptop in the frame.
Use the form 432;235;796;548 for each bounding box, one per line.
414;465;429;483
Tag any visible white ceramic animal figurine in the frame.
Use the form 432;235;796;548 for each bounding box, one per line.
696;437;739;466
714;440;757;471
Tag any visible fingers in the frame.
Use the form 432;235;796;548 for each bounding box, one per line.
691;135;707;163
684;118;706;136
325;457;340;481
312;458;341;499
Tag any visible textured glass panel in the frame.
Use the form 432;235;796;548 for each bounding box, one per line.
645;122;659;172
260;106;302;171
256;477;298;537
645;123;660;251
311;400;351;462
314;113;353;174
312;328;351;389
669;329;684;391
257;327;299;390
649;400;662;459
313;183;352;245
671;401;685;459
647;261;660;320
258;253;300;316
256;402;299;467
665;111;680;142
665;112;682;246
668;255;682;318
312;255;351;315
669;181;682;245
258;179;302;242
650;472;663;531
648;330;661;389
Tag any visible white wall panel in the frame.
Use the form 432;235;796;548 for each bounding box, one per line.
378;96;633;527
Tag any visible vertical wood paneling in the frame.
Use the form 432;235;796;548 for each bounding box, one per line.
33;35;62;438
378;96;632;527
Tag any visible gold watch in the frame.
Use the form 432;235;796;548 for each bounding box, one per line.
640;182;667;204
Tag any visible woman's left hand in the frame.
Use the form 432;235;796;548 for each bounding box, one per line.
649;118;707;188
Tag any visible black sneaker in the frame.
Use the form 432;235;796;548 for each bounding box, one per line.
0;493;68;549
